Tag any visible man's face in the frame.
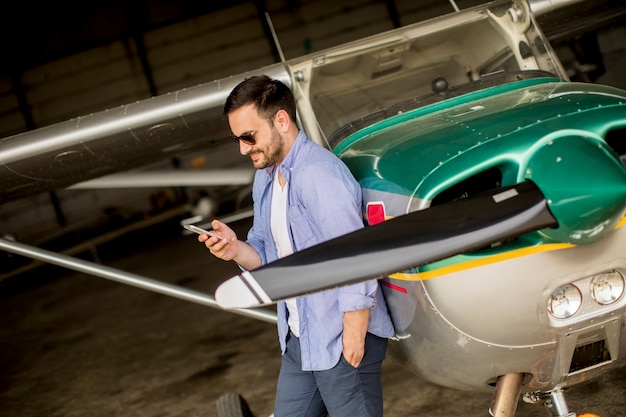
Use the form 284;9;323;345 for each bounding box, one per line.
228;103;286;169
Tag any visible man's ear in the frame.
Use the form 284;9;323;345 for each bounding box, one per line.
274;109;291;133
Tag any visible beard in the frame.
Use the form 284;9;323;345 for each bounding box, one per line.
249;127;287;169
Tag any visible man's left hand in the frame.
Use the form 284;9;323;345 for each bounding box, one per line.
342;309;370;367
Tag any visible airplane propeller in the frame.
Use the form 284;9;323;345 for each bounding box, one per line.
215;180;558;309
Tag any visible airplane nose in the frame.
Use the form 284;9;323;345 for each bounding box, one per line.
524;134;626;245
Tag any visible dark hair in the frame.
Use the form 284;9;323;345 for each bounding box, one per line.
224;75;297;122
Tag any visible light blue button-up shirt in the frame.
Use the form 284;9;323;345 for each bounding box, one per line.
245;130;395;371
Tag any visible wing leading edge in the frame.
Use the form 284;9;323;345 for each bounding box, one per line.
0;64;290;204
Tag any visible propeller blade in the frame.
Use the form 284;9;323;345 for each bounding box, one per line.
215;181;557;308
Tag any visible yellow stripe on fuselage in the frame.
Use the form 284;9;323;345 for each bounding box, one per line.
387;215;626;282
388;243;574;281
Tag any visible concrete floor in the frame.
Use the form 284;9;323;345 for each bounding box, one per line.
1;216;625;417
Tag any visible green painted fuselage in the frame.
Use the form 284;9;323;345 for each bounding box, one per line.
335;78;626;248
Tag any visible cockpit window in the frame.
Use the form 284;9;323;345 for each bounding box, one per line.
293;1;567;148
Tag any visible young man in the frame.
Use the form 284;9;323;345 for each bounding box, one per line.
199;75;394;417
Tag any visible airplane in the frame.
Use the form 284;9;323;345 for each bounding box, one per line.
1;0;626;416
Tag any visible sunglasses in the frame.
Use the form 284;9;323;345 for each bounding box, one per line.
229;129;258;145
229;114;276;145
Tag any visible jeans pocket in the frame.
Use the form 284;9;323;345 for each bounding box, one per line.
339;353;359;370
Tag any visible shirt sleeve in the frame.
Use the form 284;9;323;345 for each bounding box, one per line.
245;170;268;266
337;280;380;312
246;224;266;266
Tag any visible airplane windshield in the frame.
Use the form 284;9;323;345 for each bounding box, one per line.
289;0;567;148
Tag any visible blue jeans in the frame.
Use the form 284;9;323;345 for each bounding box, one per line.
274;331;388;417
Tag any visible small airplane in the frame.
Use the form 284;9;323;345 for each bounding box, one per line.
1;1;626;416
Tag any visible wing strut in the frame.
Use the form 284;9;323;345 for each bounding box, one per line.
0;238;276;324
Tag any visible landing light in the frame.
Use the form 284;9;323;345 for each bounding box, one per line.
590;270;625;305
548;284;582;319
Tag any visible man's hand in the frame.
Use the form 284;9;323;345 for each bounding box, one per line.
199;219;238;261
199;219;262;270
342;309;370;367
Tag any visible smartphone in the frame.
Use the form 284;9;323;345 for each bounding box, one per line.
183;224;224;240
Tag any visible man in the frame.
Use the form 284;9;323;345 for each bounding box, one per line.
199;75;395;417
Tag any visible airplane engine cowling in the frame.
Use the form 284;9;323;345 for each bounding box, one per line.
524;134;626;245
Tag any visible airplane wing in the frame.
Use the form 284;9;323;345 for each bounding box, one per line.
0;64;290;204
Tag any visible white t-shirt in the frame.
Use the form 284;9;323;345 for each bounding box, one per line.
270;168;300;336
